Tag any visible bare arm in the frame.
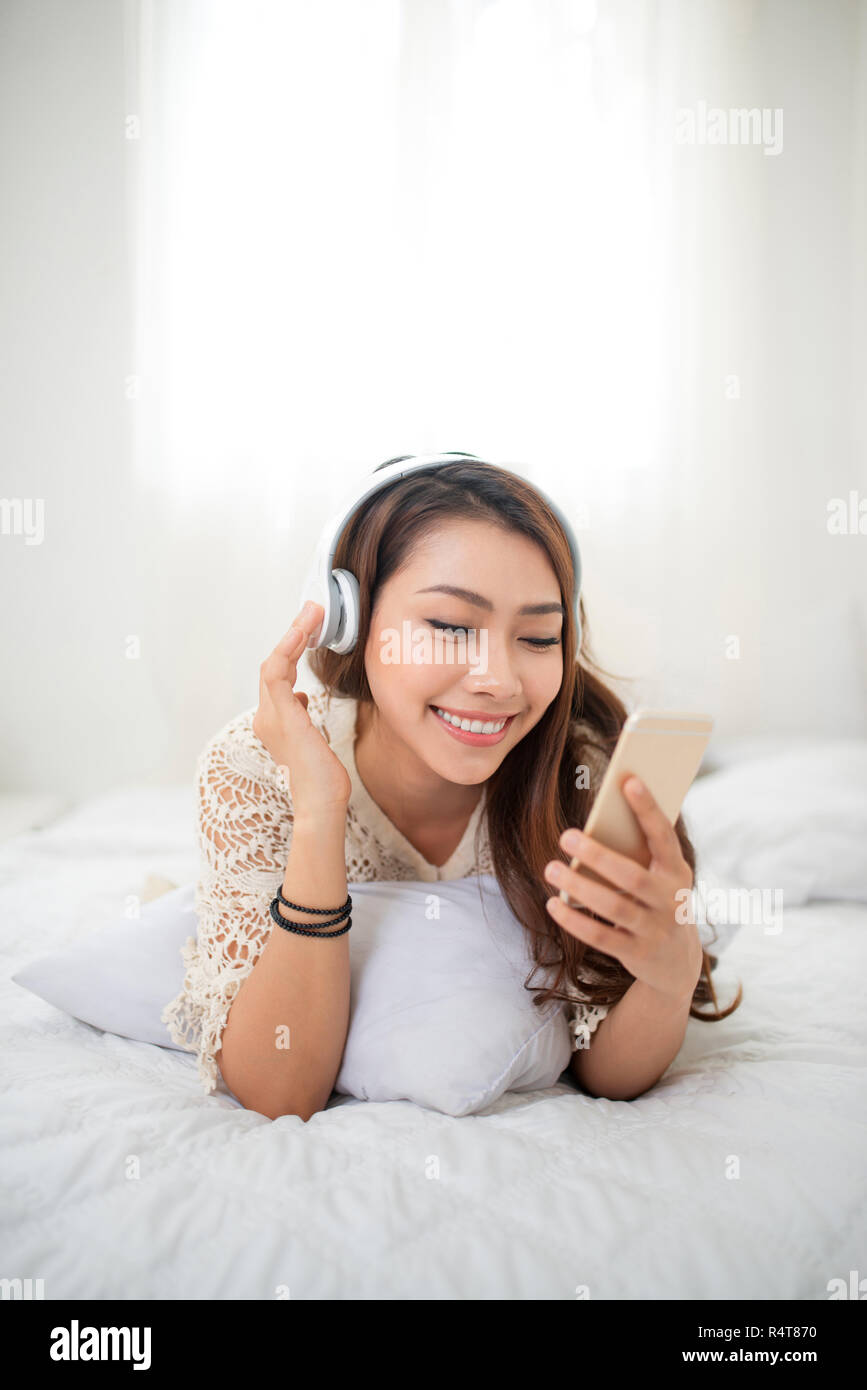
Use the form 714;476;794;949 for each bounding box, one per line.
216;806;351;1122
570;980;693;1100
212;601;355;1122
547;777;704;1104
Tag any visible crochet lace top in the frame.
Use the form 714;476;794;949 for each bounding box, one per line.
161;680;612;1095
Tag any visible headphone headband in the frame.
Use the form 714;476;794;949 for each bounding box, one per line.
297;452;583;656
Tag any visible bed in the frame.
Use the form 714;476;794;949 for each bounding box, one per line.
1;740;865;1300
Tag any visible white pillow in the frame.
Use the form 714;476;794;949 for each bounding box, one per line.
12;875;573;1117
12;883;198;1051
681;740;867;909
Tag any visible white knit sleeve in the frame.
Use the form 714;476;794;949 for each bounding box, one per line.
563;721;616;1050
565;989;611;1051
160;706;299;1095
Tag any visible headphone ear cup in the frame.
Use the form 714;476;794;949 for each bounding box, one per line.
329;568;361;653
297;565;330;649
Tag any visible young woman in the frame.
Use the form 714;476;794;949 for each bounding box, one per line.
162;456;740;1119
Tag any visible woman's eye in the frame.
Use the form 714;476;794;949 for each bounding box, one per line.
426;620;559;649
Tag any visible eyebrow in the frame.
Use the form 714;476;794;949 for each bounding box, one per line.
414;585;566;618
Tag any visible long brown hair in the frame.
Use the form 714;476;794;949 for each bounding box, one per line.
307;457;742;1024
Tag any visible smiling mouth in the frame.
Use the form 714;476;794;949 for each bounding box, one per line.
429;704;517;743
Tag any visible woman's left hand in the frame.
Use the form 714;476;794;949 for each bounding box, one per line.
543;776;704;1004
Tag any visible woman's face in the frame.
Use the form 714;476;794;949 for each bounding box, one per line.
362;519;566;785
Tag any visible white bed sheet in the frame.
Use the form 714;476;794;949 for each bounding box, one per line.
1;784;865;1300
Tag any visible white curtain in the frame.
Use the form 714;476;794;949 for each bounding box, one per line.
126;0;867;756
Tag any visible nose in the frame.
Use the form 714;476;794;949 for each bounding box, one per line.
458;624;522;700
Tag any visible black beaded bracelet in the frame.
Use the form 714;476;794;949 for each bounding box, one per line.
273;889;348;922
278;889;352;923
269;896;352;937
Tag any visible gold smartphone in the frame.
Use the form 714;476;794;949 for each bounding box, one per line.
561;708;714;899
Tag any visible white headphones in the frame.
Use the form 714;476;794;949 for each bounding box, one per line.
297;452;583;657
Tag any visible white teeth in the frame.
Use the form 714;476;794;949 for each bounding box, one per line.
433;707;507;735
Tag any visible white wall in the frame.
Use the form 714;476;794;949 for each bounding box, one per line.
1;0;146;800
1;0;865;802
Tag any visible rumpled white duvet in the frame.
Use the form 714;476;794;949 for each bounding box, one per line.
1;741;865;1300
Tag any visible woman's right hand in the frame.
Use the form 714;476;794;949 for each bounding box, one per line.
253;601;352;817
